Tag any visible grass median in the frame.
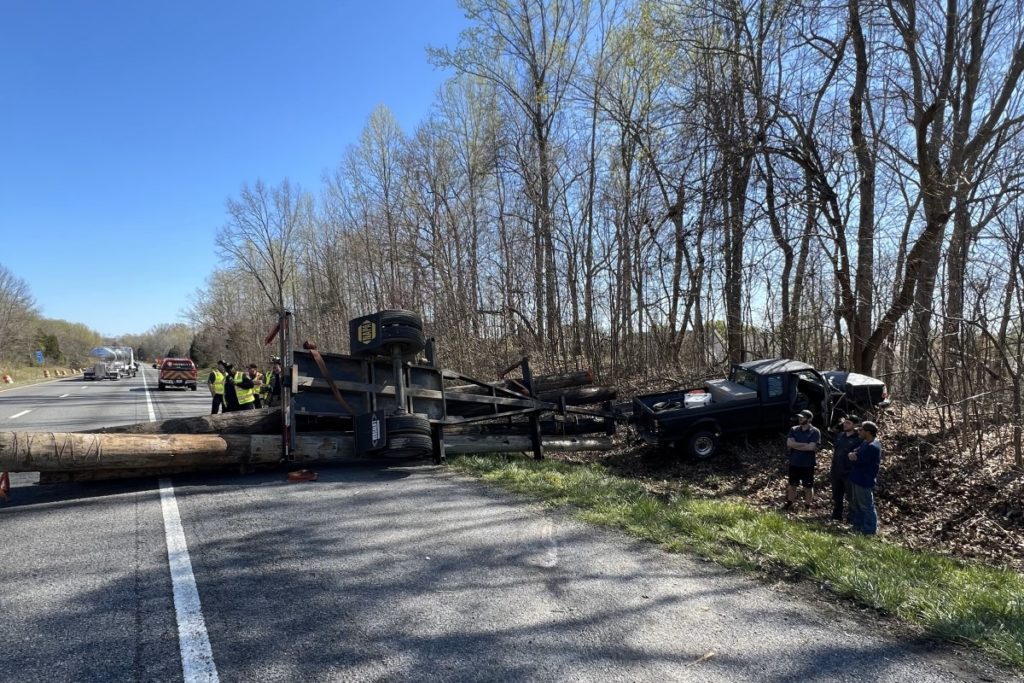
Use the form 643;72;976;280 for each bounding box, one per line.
447;453;1024;671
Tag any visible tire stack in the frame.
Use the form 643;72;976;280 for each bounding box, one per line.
349;309;426;359
350;310;433;460
382;413;432;460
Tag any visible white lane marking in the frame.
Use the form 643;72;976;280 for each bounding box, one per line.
59;393;70;398
8;409;31;419
159;479;219;682
139;365;157;422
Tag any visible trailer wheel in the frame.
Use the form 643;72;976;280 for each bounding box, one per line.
687;431;719;460
158;382;165;391
380;324;426;356
383;433;433;460
386;413;431;436
378;309;423;331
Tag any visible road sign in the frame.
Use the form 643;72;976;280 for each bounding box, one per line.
35;350;44;365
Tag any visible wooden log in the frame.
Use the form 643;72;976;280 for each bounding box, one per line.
445;418;611;436
536;386;617;405
446;369;595;396
84;410;281;435
2;430;612;474
531;369;594;393
445;434;612;454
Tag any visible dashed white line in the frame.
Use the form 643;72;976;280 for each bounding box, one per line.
145;369;218;681
59;393;70;398
139;365;157;422
159;479;219;682
8;409;31;419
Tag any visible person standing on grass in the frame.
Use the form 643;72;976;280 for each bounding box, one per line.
830;415;862;521
847;420;882;535
784;409;821;510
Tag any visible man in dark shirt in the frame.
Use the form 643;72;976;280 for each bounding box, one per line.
784;409;821;510
848;420;882;534
831;415;862;521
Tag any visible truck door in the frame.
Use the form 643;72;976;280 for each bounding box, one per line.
791;370;831;427
761;373;790;430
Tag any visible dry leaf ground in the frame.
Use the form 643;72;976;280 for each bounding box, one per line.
555;394;1024;573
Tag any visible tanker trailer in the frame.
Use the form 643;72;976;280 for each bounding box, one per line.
82;347;122;381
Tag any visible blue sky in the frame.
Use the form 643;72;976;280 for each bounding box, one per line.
0;1;467;337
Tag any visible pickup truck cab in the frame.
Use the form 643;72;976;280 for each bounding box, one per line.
158;357;198;391
632;359;887;459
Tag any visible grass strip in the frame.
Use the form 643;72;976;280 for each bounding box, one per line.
448;453;1024;670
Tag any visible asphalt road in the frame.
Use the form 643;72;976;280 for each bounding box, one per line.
0;368;1013;682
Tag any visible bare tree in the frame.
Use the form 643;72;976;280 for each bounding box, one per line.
217;178;306;316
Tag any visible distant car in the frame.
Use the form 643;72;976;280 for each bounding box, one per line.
158;357;198;391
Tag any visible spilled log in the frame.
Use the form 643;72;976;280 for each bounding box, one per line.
84;409;281;435
1;431;613;476
536;386;616;405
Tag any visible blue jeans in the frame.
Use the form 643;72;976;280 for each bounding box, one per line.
849;483;877;535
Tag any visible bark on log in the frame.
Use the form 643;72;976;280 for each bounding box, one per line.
531;370;594;393
445;418;611;436
84;410;281;435
1;431;613;474
446;369;595;396
536;386;617;405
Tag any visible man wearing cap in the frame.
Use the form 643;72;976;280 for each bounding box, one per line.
207;360;227;415
784;409;821;509
847;421;882;534
830;415;862;521
246;364;265;409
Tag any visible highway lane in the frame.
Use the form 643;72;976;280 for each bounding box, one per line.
0;364;211;433
0;370;1015;682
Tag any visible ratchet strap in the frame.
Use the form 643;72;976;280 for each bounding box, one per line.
0;470;9;502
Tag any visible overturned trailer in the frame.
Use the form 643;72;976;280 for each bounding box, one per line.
280;309;617;463
1;310;618;482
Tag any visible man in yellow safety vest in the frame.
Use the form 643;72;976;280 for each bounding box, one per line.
223;363;256;411
207;360;227;414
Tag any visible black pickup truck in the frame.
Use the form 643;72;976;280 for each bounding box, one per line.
632;358;889;459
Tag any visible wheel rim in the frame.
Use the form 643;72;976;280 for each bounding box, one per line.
693;435;715;458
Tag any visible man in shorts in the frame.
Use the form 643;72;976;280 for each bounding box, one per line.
784;409;821;510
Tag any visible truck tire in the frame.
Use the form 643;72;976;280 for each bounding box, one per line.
687;430;719;460
383;433;433;460
158;382;165;391
190;384;198;391
378;309;423;331
386;413;431;436
380;324;426;357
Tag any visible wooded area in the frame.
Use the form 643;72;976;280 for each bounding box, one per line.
2;0;1022;457
183;0;1023;452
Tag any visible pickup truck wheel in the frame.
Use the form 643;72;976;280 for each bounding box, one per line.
688;431;719;460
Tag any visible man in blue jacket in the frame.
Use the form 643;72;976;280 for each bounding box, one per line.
830;415;862;521
847;420;882;534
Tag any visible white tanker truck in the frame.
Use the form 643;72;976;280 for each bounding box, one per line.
82;346;136;380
